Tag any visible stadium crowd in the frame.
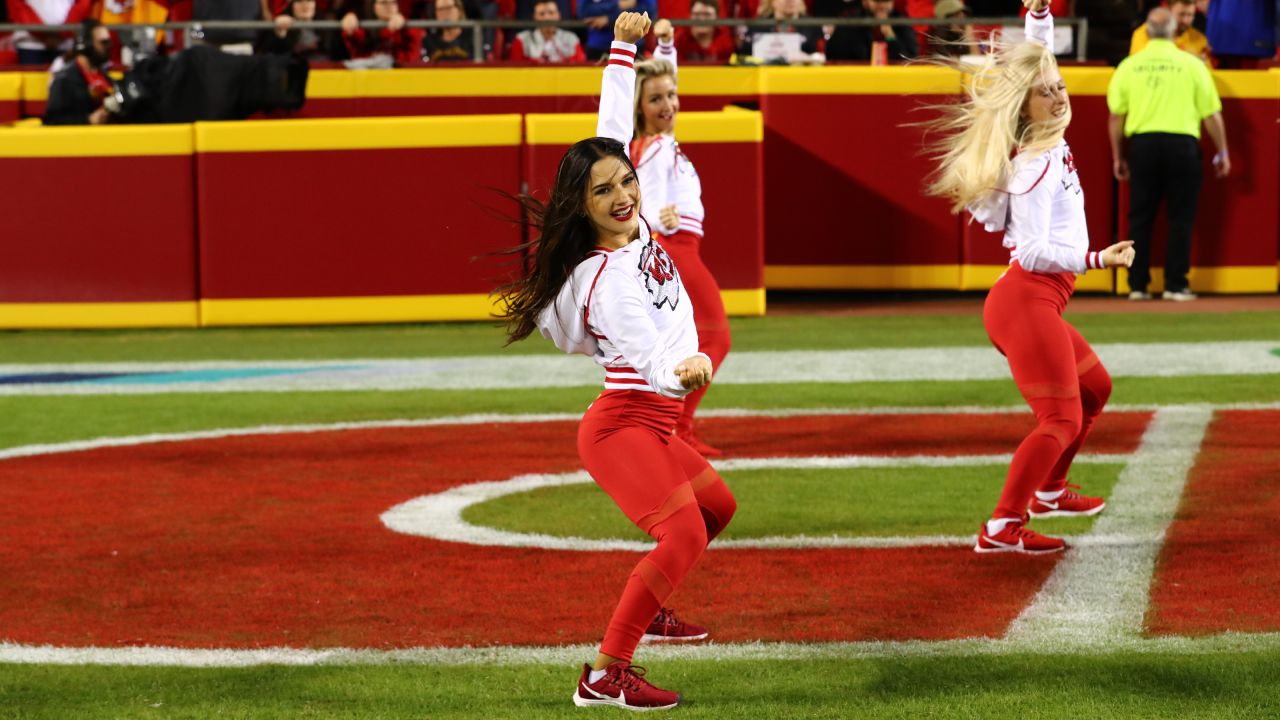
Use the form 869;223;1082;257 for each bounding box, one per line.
2;0;1276;69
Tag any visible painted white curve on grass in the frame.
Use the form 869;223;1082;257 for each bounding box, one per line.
379;453;1137;552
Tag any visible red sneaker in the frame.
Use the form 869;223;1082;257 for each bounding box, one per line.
573;662;681;710
642;607;709;643
1029;484;1106;518
974;518;1066;555
677;430;723;457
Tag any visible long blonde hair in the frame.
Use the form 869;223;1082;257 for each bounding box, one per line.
632;58;675;138
924;40;1071;214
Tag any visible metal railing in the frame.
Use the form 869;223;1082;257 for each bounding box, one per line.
0;16;1089;63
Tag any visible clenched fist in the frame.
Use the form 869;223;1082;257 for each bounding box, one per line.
675;355;712;390
614;11;651;45
1101;240;1135;268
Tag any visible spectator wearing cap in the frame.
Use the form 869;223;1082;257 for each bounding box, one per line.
508;0;585;61
1129;0;1209;61
931;0;980;55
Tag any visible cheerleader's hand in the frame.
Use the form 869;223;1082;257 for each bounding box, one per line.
1101;240;1135;268
1022;0;1049;12
675;355;713;390
614;11;651;45
659;204;680;231
654;18;674;44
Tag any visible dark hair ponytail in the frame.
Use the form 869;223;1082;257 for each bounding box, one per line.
495;137;636;344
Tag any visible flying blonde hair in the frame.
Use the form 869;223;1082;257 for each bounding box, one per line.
924;39;1072;214
632;58;676;139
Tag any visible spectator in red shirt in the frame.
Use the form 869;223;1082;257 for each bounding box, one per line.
674;0;738;61
509;0;585;61
341;0;422;65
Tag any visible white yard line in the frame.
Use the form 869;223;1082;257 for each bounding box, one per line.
2;632;1277;668
1005;407;1214;649
1;341;1276;395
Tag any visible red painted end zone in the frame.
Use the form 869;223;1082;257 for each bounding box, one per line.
1146;409;1280;636
700;411;1150;458
0;413;1147;650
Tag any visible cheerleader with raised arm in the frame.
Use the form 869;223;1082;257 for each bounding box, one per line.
926;0;1135;554
629;18;733;457
495;12;735;710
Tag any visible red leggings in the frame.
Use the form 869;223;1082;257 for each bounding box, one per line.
660;232;732;435
578;390;737;661
983;263;1113;520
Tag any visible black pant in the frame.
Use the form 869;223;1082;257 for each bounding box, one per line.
1126;133;1202;293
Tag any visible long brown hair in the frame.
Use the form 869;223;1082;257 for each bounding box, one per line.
494;137;638;344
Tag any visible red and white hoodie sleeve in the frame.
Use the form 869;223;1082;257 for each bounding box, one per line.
597;41;638;151
653;36;678;76
1024;5;1054;53
536;255;607;357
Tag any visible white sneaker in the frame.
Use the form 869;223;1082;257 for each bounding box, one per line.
1128;291;1152;301
1162;289;1198;301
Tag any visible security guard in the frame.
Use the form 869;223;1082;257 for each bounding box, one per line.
1107;7;1230;301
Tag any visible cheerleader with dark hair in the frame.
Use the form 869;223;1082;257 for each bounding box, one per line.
496;11;736;711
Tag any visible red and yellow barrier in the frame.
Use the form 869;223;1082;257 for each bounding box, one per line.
0;64;1275;329
0;108;764;328
194;114;523;326
0;73;20;125
0;125;198;328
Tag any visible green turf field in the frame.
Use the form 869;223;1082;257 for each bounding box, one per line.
3;308;1279;718
463;464;1124;541
4;652;1278;719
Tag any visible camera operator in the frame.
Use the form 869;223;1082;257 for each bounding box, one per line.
44;20;116;125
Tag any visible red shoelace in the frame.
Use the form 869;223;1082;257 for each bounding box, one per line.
654;607;682;629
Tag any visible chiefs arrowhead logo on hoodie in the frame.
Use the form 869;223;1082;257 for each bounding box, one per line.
638;240;680;311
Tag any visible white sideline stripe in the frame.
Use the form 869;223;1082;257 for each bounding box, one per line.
3;632;1278;668
379;454;1133;552
1005;407;1214;648
1;341;1276;395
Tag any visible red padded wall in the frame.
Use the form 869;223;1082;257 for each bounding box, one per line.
197;146;522;299
0;155;196;302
